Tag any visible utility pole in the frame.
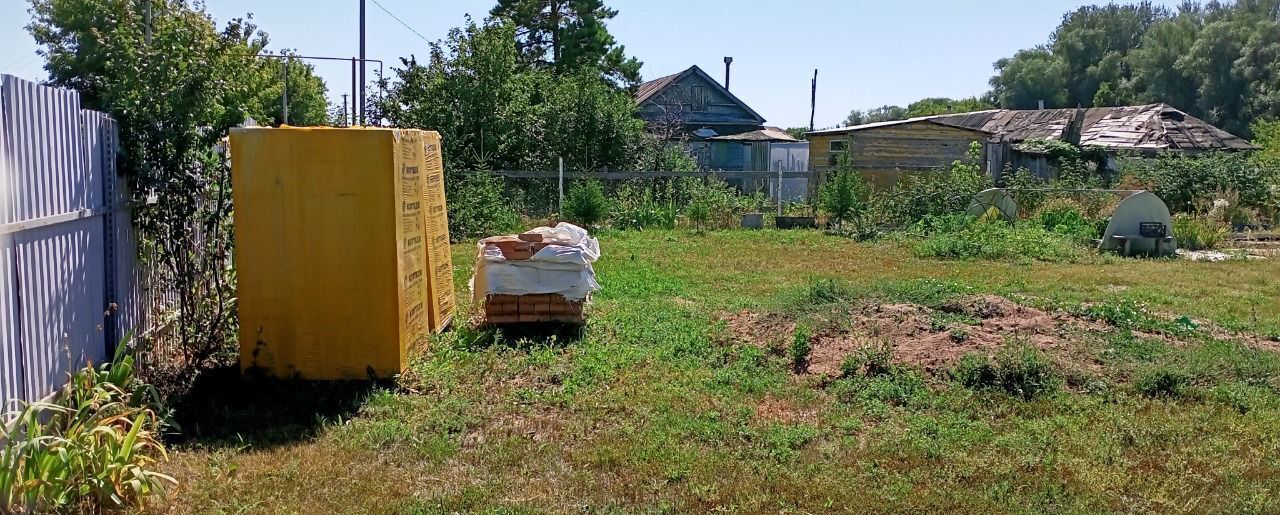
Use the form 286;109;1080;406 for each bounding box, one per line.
342;94;349;126
359;0;366;126
144;0;152;45
281;58;290;125
809;69;818;132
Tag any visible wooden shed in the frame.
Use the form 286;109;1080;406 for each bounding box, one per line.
807;104;1256;189
806;118;988;189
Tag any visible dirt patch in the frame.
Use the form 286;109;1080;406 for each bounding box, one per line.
725;295;1100;376
754;394;818;425
723;310;796;351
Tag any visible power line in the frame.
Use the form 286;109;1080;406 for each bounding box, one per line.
368;0;432;45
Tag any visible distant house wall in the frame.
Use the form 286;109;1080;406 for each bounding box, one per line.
809;121;987;189
638;73;762;137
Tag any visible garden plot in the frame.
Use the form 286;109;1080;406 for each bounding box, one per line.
725;295;1111;376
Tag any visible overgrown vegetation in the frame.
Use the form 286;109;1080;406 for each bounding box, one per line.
149;231;1280;512
1;339;173;512
563;180;610;227
908;215;1089;262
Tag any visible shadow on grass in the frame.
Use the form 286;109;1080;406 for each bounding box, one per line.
167;365;387;449
458;322;586;351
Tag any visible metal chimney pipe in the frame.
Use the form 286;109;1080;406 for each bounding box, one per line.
723;56;733;90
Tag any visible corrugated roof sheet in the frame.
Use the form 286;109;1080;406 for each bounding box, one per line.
707;127;799;142
634;70;682;105
807;104;1255;152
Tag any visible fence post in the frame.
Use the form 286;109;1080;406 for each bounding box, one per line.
777;163;784;217
558;157;564;214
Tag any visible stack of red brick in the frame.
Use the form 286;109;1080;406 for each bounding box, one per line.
480;230;588;325
483;293;585;324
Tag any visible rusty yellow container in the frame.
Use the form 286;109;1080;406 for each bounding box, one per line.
231;126;435;379
421;133;455;332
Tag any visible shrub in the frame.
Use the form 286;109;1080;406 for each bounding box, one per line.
681;178;762;229
1135;367;1191;399
953;345;1061;400
563;179;610;227
1173;213;1229;250
790;326;812;372
820;153;870;226
612;182;676;230
1119;152;1278;214
1032;198;1106;243
1;339;174;512
869;142;992;227
910;215;1087;262
447;172;522;239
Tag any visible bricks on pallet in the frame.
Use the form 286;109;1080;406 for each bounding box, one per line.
486;236;551;261
517;232;544;242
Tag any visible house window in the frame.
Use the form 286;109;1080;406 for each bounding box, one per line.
690;85;709;112
827;139;848;166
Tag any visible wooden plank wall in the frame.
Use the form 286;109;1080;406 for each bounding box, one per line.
809;121;986;190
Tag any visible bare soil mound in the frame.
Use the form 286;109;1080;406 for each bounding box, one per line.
723;295;1098;376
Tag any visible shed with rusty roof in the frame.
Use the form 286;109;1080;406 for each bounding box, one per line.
806;103;1255;188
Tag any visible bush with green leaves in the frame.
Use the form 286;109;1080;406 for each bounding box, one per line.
611;182;677;230
680;178;762;230
563;180;611;227
869;142;992;227
1;339;174;512
953;345;1061;400
1032;198;1107;243
820;153;870;226
1119;152;1278;214
1173;213;1229;250
445;172;523;239
909;214;1088;262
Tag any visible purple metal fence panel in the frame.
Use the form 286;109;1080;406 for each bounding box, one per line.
0;239;18;411
85;112;145;347
1;75;115;408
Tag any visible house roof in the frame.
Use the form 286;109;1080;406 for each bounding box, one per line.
707;126;799;142
634;65;766;125
807;104;1255;152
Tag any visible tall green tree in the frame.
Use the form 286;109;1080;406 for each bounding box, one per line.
489;0;642;86
377;19;643;172
988;47;1069;109
250;52;331;126
1048;2;1168;106
27;0;329;376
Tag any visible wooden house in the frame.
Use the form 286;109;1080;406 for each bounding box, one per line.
806;104;1256;189
635;65;801;173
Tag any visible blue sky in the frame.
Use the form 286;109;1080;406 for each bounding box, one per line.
0;0;1184;129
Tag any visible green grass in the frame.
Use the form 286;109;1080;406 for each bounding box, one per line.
148;230;1280;513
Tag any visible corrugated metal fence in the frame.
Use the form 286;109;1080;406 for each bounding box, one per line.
0;75;149;411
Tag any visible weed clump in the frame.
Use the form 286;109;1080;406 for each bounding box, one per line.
953;345;1061;400
790;326;812;372
1135;367;1192;399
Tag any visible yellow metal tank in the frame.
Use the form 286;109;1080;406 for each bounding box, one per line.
230;126;451;379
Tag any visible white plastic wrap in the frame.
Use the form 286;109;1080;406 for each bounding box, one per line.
471;222;601;303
